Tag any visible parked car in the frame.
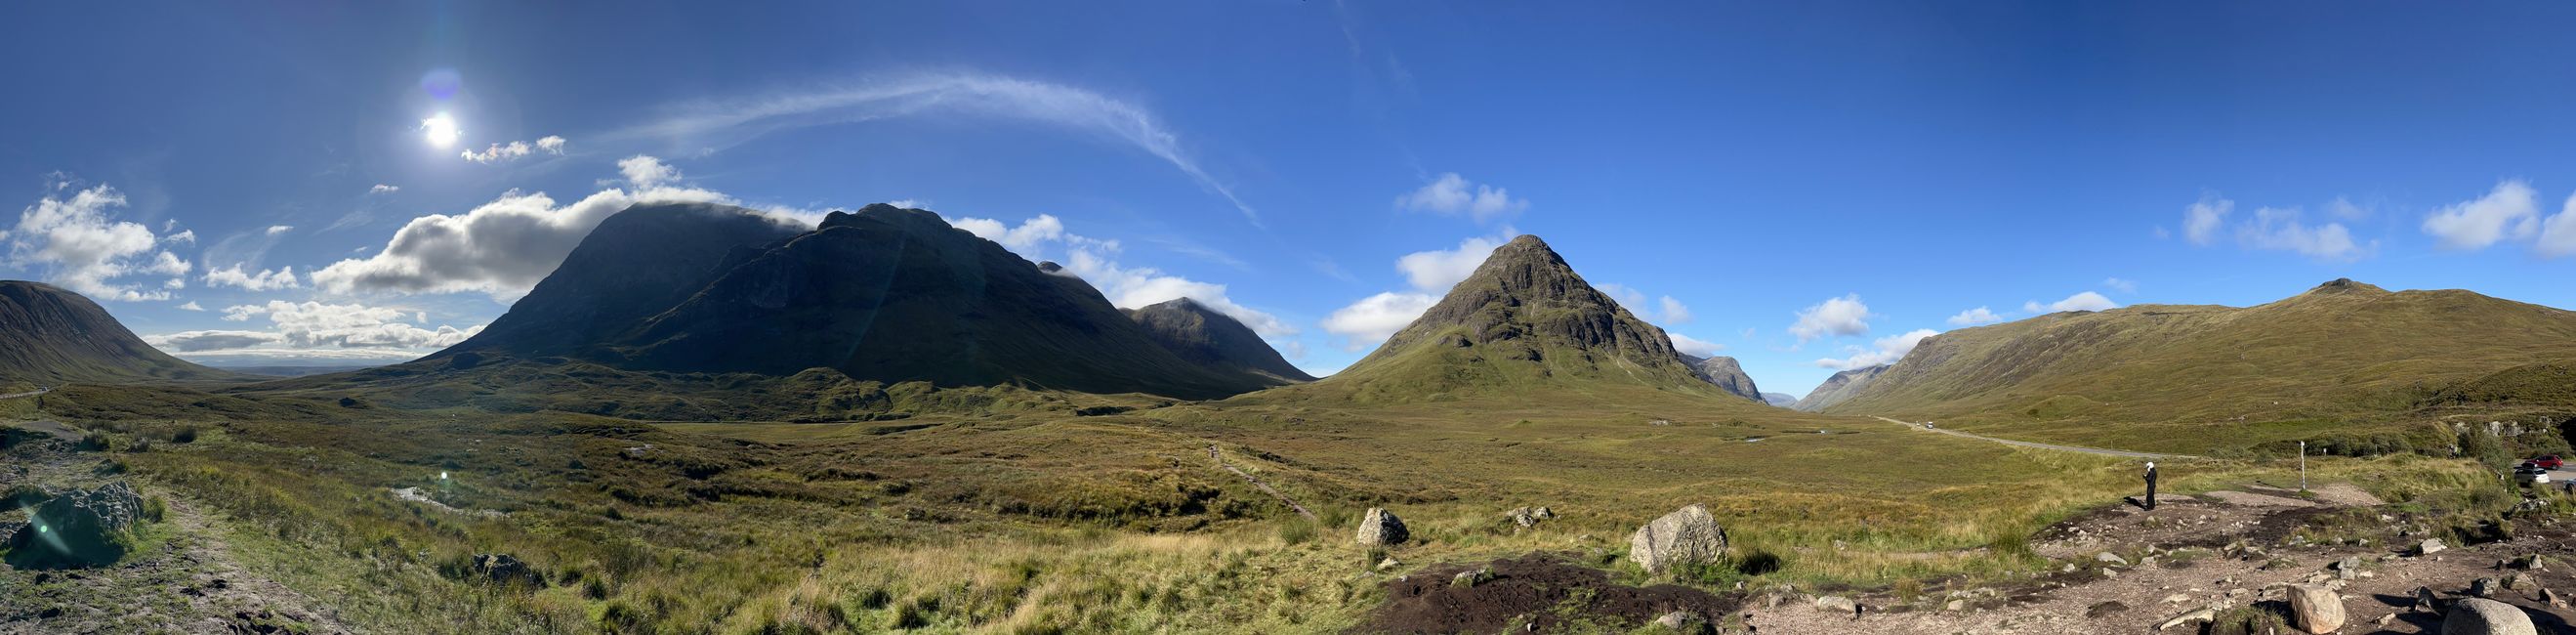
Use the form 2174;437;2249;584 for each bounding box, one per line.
2515;462;2553;485
2532;455;2564;470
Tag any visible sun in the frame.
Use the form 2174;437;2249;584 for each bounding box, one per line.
420;112;460;148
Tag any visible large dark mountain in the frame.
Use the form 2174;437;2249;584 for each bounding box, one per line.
1126;298;1315;382
1819;279;2576;426
1793;364;1889;412
429;203;1280;400
1289;235;1728;402
1680;354;1764;402
0;280;237;384
431;203;807;361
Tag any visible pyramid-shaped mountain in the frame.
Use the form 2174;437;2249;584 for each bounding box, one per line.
1303;235;1723;402
1127;298;1315;382
0;280;239;384
433;202;1284;400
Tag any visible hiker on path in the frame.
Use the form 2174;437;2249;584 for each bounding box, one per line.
2143;461;2159;511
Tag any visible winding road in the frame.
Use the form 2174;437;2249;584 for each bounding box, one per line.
1870;416;2190;459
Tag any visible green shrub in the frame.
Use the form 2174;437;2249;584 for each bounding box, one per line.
76;432;111;451
171;426;198;444
144;495;168;523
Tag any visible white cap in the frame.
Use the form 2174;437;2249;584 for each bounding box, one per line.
2145;462;2155;469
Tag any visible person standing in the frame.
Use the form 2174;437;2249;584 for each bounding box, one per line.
2143;461;2159;511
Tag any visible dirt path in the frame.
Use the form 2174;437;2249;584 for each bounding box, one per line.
1208;444;1316;521
1;435;352;634
0;388;46;401
1745;482;2573;635
1871;415;2193;459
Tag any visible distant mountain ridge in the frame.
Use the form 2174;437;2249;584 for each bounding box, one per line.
1681;354;1765;402
1794;364;1889;411
1127;298;1316;382
0;280;238;384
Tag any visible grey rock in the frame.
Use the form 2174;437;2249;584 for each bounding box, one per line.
472;553;542;586
2087;600;2131;617
2287;584;2346;634
2415;586;2444;614
2420;538;2449;555
1450;567;1491;587
2095;551;2130;566
2440;597;2538;635
1355;508;1409;546
4;482;144;567
1628;504;1726;573
1812;595;1857;615
2158;608;2216;630
1651;611;1708;633
2471;577;2500;598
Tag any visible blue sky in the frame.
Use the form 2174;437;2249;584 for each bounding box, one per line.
5;2;2575;395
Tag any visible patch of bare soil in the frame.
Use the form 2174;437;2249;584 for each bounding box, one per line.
1356;552;1743;634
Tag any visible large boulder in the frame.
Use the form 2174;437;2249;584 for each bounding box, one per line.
2286;584;2346;634
1355;508;1408;546
4;482;145;568
2440;598;2537;635
1629;504;1727;573
472;553;543;586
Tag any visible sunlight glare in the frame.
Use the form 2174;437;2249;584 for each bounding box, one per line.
420;112;460;148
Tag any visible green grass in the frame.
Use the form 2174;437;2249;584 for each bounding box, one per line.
8;376;2529;634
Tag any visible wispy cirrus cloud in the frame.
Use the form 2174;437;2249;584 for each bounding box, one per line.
614;72;1260;225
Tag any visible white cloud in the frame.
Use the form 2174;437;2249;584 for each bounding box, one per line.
165;230;194;244
1394;173;1527;223
210;300;485;350
2183;196;2231;245
1395;233;1508;291
461;135;568;164
2327;196;2371;220
1669;332;1724;357
202;264;301;291
146;330;284;352
1658;296;1691;324
2543;191;2576;259
943;214;1287;337
619;72;1260;223
2101;277;2137;294
1946;307;2001;326
1816;328;1937;370
312;156;812;299
4;184;192;301
265;225;294;235
618;154;679;189
178;301;204;312
1788;294;1872;342
369;184;400;194
2029;291;2117;314
2240;207;2373;262
2423;180;2542;251
1320;291;1438;351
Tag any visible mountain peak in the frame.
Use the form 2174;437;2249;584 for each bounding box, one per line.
0;280;238;383
1314;233;1719;401
2307;277;2389;295
1128;297;1315;382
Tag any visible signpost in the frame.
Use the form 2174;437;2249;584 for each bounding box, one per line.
2299;441;2307;492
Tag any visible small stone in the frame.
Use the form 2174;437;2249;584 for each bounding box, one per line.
2286;584;2346;634
2158;608;2216;630
2471;577;2500;599
2096;551;2131;566
1651;611;1706;632
2418;538;2448;556
1450;568;1491;587
2088;601;2131;617
1813;595;1857;615
2541;587;2567;609
1375;557;1399;572
1356;508;1410;546
2162;593;2190;604
2414;586;2442;613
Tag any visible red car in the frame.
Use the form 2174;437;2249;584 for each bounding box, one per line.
2534;455;2564;470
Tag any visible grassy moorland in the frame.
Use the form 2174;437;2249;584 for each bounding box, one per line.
1824;281;2576;456
4;378;2534;634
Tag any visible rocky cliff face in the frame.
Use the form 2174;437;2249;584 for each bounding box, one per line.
1681;354;1764;402
1794;364;1890;411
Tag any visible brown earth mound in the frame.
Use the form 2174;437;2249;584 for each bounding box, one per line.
1355;552;1741;634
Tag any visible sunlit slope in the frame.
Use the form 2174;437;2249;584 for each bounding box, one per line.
1823;279;2576;437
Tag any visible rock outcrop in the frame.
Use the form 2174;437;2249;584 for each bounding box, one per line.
1356;508;1409;546
1126;297;1315;382
1680;355;1765;402
5;482;145;567
1628;504;1726;573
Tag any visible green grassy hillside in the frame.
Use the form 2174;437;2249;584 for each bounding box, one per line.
0;280;244;385
1824;279;2576;452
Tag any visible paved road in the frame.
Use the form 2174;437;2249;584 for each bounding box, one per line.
1870;416;2192;459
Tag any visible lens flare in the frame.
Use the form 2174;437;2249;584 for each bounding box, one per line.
421;112;460;148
